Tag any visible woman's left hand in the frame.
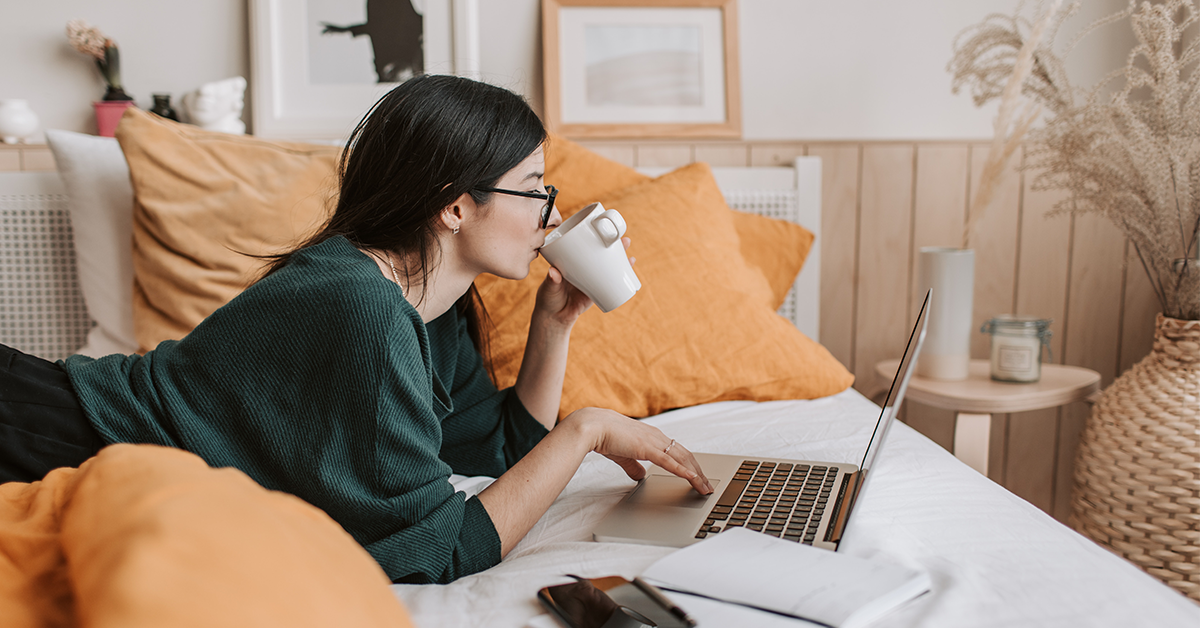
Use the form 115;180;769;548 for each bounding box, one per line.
517;237;634;426
535;237;633;328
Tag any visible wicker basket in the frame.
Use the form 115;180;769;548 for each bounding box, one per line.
1072;314;1200;601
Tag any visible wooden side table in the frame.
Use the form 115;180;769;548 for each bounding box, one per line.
874;359;1101;475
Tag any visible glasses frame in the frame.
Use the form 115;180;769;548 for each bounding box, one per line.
477;184;558;229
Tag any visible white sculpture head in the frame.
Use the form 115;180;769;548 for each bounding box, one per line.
183;76;247;135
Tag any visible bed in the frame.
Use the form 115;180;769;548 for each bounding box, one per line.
405;394;1200;627
1;109;1197;627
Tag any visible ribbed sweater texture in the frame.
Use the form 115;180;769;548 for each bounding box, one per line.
62;236;548;583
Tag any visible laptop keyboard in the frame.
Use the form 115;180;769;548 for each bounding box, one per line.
694;460;838;544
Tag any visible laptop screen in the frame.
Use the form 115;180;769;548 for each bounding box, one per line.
858;289;930;474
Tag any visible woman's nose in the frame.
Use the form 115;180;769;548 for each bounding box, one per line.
545;207;563;230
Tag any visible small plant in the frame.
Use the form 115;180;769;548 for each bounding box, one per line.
66;20;132;101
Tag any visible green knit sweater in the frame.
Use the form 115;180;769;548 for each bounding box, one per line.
62;236;549;584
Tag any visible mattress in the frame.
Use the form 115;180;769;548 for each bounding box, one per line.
392;389;1200;627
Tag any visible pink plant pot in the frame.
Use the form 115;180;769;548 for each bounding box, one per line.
93;101;135;137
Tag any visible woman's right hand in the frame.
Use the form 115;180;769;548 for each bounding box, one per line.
560;408;713;495
480;406;712;557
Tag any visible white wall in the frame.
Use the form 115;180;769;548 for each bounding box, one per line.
0;0;248;138
735;0;1135;140
0;0;1138;141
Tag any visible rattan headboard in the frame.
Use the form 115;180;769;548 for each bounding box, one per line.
0;171;91;361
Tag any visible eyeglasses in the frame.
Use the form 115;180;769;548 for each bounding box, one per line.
477;184;558;229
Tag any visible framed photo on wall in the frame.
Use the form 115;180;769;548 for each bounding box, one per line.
542;0;742;139
250;0;480;140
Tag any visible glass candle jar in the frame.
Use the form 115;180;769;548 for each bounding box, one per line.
980;315;1053;383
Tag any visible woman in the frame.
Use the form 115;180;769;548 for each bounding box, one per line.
0;75;711;584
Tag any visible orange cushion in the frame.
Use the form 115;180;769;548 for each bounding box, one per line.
115;107;341;353
0;445;414;628
545;134;813;309
477;162;853;419
0;468;77;628
736;212;815;310
545;134;651;215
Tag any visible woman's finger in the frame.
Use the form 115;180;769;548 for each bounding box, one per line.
652;441;712;495
606;455;648;481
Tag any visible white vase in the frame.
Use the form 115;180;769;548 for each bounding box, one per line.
916;247;975;380
0;99;39;144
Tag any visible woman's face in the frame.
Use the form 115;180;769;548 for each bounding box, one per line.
457;145;562;280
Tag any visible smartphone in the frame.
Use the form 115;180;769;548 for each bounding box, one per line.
537;575;696;628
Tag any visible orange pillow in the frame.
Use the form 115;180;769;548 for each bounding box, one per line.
545;134;651;214
61;445;415;628
477;163;853;419
545;134;813;309
0;445;414;628
737;213;815;310
115;108;341;353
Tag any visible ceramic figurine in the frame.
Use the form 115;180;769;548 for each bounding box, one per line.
0;100;40;144
182;77;247;135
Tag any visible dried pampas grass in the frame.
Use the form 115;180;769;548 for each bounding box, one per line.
950;0;1200;320
951;0;1063;249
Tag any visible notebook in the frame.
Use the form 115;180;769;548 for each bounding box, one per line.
592;290;930;550
642;526;931;628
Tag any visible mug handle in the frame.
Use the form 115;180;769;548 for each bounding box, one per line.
592;209;627;247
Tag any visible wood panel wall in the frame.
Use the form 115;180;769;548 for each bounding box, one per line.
576;138;1158;525
0;140;1158;524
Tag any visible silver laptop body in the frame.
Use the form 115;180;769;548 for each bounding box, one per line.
592;290;931;550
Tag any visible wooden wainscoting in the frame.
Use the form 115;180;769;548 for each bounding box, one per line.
0;143;56;172
578;138;1158;525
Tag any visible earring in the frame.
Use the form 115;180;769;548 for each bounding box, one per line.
453;226;460;235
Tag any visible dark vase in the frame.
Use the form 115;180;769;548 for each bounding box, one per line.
150;94;179;121
102;86;133;102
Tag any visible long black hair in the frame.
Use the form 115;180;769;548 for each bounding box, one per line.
265;74;547;356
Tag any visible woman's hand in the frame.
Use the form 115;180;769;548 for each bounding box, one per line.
517;238;635;428
561;407;713;496
534;237;634;328
478;405;709;557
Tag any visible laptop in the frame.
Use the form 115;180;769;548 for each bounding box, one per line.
592;290;931;550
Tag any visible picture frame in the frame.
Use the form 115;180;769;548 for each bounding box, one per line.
249;0;480;140
542;0;741;139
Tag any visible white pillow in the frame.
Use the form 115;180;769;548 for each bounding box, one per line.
45;129;139;357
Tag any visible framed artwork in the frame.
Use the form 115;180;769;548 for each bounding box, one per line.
542;0;741;139
250;0;480;140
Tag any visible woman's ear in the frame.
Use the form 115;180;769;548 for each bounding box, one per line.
441;193;470;233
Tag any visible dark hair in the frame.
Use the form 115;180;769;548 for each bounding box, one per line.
264;74;546;359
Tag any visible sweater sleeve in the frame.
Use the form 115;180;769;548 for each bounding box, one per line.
364;316;509;584
363;490;502;584
433;310;549;478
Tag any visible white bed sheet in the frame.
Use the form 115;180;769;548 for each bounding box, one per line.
392;390;1200;627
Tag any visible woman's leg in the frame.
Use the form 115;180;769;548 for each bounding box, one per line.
0;344;104;484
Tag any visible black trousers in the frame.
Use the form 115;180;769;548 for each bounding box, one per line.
0;344;105;484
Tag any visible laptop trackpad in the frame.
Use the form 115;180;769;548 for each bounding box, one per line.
626;475;719;509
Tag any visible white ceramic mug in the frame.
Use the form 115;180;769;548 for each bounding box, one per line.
540;202;641;313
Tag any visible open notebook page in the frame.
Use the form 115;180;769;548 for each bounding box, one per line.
641;527;931;628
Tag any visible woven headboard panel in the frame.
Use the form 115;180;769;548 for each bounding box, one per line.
0;172;93;361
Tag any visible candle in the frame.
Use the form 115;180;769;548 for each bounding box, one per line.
981;316;1052;382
